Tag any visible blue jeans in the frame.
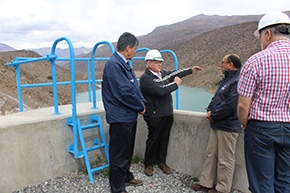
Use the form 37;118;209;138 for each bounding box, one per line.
244;120;290;193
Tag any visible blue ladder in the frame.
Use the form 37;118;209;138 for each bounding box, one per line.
67;113;109;183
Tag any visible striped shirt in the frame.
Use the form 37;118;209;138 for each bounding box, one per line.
238;39;290;122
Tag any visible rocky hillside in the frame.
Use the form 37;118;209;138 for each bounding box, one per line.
168;21;261;90
138;14;262;49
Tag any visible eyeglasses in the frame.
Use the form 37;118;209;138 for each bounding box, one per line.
221;61;230;64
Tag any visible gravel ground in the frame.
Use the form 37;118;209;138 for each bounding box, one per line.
13;162;243;193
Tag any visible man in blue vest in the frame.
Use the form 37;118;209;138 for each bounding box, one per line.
102;32;146;193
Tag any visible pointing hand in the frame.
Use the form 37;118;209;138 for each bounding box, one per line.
192;66;203;72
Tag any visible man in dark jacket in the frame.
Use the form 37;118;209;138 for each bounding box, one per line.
102;32;146;193
191;54;242;193
139;49;202;176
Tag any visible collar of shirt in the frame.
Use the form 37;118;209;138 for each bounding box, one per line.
148;68;162;79
266;39;290;49
116;51;128;64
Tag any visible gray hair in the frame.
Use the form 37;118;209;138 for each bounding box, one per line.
262;24;290;38
116;32;139;52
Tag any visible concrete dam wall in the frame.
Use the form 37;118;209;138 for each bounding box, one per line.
0;103;249;192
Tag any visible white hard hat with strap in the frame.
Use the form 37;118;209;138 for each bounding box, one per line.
145;49;164;61
254;11;290;37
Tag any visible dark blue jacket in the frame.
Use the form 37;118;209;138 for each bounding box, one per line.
102;52;146;124
207;69;242;133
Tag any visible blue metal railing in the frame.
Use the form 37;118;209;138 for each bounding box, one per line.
6;37;181;160
161;50;180;110
6;37;180;113
57;58;92;102
51;37;75;115
14;58;93;100
91;41;115;109
7;55;58;112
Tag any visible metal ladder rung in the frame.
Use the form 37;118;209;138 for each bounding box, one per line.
86;144;105;152
91;164;109;173
67;144;85;158
80;123;101;130
67;114;109;183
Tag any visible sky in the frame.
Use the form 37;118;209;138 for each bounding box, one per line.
1;0;290;50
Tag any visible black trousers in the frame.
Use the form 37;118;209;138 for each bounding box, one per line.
143;115;173;166
109;122;137;193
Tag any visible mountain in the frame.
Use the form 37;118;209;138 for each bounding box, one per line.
86;11;289;87
1;12;290;114
61;14;263;74
137;14;262;50
169;21;261;90
62;11;290;74
62;44;115;73
28;46;92;67
28;47;91;58
139;11;290;49
0;43;16;52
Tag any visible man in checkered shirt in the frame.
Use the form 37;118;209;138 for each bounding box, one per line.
238;11;290;193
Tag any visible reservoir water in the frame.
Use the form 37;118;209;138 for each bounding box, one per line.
76;85;214;113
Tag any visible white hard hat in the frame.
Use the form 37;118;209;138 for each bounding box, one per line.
254;11;290;37
145;49;164;61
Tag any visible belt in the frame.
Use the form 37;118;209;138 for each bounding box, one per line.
250;119;288;123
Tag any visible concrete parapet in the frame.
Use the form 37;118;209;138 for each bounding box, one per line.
0;103;249;192
135;110;249;192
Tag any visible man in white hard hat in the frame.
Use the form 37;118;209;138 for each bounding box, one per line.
139;49;202;176
238;11;290;193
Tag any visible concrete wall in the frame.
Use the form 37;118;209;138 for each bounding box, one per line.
135;110;249;192
0;103;249;193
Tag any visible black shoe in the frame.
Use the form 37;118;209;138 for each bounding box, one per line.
191;183;212;192
144;165;153;176
159;163;171;174
125;179;143;186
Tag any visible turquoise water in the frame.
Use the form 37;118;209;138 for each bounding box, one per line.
76;85;213;113
172;85;213;112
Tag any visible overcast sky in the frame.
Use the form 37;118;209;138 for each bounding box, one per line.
1;0;289;49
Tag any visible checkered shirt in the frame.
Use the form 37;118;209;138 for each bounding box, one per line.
238;39;290;122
